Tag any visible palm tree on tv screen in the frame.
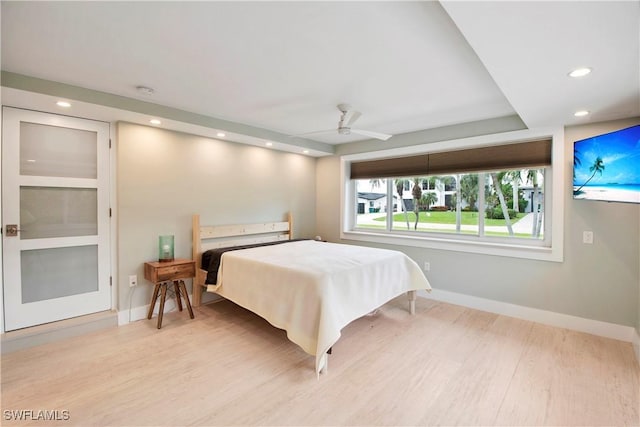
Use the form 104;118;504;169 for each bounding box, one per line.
575;156;605;194
573;148;582;179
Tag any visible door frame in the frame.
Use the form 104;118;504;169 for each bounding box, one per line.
0;106;117;333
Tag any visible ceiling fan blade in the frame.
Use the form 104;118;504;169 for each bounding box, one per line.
350;128;393;141
343;110;362;127
289;129;335;138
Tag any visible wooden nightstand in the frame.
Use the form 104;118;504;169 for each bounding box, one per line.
144;259;195;329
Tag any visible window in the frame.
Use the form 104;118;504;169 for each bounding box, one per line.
342;129;564;261
354;168;545;239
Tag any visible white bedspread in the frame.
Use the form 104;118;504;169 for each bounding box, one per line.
207;240;431;373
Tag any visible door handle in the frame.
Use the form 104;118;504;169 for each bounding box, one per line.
4;224;23;237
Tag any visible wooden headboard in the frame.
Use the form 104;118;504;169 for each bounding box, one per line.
191;213;292;306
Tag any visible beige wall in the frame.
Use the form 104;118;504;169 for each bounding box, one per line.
116;122;317;310
316;118;640;327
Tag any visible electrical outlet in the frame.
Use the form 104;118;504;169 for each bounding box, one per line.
129;274;138;287
423;262;430;271
583;231;594;244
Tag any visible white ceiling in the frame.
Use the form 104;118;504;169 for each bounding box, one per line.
1;1;638;152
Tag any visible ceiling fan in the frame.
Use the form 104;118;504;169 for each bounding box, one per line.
295;104;393;141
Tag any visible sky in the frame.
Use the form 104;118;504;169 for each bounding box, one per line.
573;124;640;186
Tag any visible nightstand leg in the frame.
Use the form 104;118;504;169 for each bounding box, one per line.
173;280;183;311
157;284;167;329
147;284;161;320
179;280;195;319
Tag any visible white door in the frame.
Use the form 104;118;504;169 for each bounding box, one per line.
2;107;111;331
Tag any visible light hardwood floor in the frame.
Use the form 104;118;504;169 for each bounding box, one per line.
2;297;638;426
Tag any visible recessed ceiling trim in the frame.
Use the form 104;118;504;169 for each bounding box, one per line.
335;114;527;156
0;71;335;155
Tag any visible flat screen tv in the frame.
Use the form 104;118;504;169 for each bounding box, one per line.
573;124;640;204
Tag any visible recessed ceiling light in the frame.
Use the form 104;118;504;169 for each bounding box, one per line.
265;142;273;147
303;150;309;154
149;119;162;125
217;132;226;138
56;101;71;108
26;159;36;163
574;110;590;117
136;85;155;95
568;67;592;78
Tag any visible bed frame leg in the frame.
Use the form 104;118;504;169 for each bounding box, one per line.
408;290;416;315
192;285;199;307
193;279;202;307
317;348;332;377
320;354;328;375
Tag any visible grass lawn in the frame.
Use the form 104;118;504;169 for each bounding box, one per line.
354;222;538;238
372;211;523;226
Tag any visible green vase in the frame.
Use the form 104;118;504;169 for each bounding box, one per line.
158;235;174;262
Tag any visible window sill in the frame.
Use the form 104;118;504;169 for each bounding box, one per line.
341;229;563;262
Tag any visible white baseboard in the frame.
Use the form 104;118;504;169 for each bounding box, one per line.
117;292;221;325
118;292;195;325
420;288;636;344
118;304;149;326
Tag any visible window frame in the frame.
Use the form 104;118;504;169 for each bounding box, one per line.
340;128;565;262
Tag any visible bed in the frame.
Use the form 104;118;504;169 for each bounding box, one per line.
191;214;431;374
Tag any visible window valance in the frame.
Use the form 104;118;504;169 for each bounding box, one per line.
350;138;552;179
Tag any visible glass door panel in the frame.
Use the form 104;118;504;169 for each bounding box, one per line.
21;245;99;304
20;187;98;239
20;122;97;179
